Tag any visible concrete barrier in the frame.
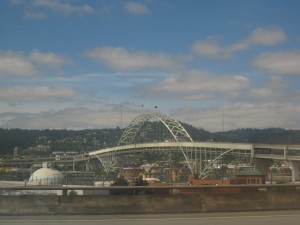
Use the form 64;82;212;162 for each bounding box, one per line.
1;191;300;215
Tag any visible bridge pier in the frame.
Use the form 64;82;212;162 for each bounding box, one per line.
290;161;300;183
252;158;273;181
85;160;90;171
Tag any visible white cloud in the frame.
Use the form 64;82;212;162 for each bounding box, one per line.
0;103;299;131
252;51;300;75
192;36;225;58
0;106;133;129
192;36;229;58
142;70;251;100
0;50;72;78
192;27;286;58
32;0;94;15
5;102;292;131
0;86;76;103
29;50;71;67
173;103;300;132
0;51;36;77
248;88;300;103
124;1;150;15
244;27;286;46
247;76;300;103
85;47;184;71
9;0;95;18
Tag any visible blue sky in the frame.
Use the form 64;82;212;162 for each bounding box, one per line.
0;0;300;131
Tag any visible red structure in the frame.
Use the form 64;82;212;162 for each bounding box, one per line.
188;168;265;186
236;168;265;184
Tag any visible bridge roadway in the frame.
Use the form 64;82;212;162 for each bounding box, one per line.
5;142;300;164
87;141;300;161
2;210;300;225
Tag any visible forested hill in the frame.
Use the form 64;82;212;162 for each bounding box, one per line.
0;126;299;155
182;123;300;145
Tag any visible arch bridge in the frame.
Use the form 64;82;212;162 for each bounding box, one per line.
85;112;300;180
87;112;251;179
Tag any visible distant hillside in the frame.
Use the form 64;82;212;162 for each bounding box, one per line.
212;128;300;145
0;126;299;155
179;123;300;145
0;128;122;155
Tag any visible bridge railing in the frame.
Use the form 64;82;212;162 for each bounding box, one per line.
1;183;300;196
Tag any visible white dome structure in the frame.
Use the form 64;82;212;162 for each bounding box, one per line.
29;167;64;186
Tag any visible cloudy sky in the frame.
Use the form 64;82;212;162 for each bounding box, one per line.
1;0;300;131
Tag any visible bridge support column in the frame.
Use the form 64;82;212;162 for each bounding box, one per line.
253;158;273;181
290;161;300;183
85;161;90;171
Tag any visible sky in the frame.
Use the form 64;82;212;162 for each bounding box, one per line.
0;0;300;132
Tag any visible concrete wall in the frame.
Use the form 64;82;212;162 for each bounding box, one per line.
1;191;300;215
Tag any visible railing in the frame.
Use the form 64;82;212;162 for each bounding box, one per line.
1;183;300;196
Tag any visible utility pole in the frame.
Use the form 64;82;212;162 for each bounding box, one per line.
120;103;123;129
222;110;224;132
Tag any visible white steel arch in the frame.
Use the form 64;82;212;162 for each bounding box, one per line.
117;112;195;173
91;112;194;175
118;112;193;146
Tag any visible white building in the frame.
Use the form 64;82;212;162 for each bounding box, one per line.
28;166;64;186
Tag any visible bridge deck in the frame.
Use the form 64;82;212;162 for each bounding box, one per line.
89;142;300;160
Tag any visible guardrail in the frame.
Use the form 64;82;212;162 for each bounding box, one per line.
1;183;300;193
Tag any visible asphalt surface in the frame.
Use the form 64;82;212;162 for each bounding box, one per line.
1;210;300;225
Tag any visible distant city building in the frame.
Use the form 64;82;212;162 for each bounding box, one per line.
62;171;95;186
119;168;145;183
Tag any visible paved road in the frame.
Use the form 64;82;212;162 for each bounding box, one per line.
1;210;300;225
